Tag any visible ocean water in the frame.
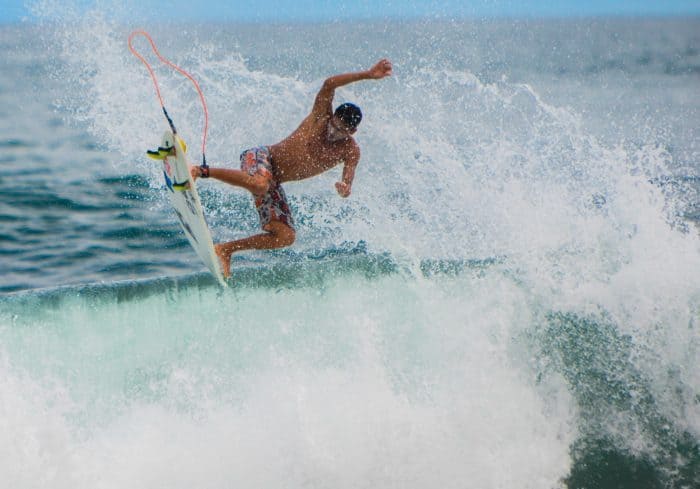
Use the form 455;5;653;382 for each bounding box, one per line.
1;6;699;488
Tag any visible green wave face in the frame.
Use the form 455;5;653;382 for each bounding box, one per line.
2;254;699;488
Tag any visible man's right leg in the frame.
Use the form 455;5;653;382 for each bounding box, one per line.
191;166;270;195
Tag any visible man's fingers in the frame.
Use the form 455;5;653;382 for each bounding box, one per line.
336;182;350;197
377;59;393;77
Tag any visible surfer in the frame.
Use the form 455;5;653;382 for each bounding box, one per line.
190;58;393;277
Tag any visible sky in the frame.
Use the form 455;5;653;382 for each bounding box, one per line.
1;0;700;24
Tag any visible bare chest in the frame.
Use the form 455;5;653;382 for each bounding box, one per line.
271;120;355;181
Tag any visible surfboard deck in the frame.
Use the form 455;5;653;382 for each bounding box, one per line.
152;130;227;286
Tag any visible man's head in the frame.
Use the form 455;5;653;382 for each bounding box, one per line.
335;102;362;128
327;102;362;142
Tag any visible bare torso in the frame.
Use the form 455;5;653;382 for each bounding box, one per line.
269;111;359;183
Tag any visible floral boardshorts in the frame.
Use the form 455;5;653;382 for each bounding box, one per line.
239;146;295;230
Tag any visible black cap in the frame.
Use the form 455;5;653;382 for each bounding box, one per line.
334;102;362;128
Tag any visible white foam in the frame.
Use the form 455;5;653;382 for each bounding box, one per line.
1;273;576;488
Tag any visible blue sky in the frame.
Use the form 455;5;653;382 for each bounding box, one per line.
2;0;700;23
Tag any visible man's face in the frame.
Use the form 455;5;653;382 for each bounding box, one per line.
327;116;356;142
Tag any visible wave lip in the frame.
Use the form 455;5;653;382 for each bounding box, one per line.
0;245;516;312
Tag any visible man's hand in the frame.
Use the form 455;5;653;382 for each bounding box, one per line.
335;181;351;198
367;59;393;80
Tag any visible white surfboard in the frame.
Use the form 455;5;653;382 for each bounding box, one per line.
153;130;227;286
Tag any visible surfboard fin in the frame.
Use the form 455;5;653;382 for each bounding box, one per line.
172;180;191;191
147;136;186;160
146;146;174;160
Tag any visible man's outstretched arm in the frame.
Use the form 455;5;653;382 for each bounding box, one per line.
312;59;393;116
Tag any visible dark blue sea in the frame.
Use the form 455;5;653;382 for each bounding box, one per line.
1;8;699;488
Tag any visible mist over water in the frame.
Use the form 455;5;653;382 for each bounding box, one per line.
1;3;699;488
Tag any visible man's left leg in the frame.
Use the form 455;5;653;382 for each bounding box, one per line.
213;147;295;278
214;221;295;277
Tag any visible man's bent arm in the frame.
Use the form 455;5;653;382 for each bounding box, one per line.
335;157;359;198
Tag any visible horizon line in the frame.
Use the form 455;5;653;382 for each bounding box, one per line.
2;12;700;26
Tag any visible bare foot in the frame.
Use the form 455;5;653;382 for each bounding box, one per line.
189;165;200;181
214;243;231;278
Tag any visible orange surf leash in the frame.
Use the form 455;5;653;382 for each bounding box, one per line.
128;30;210;168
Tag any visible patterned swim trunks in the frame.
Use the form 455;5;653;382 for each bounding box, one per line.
239;146;295;230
